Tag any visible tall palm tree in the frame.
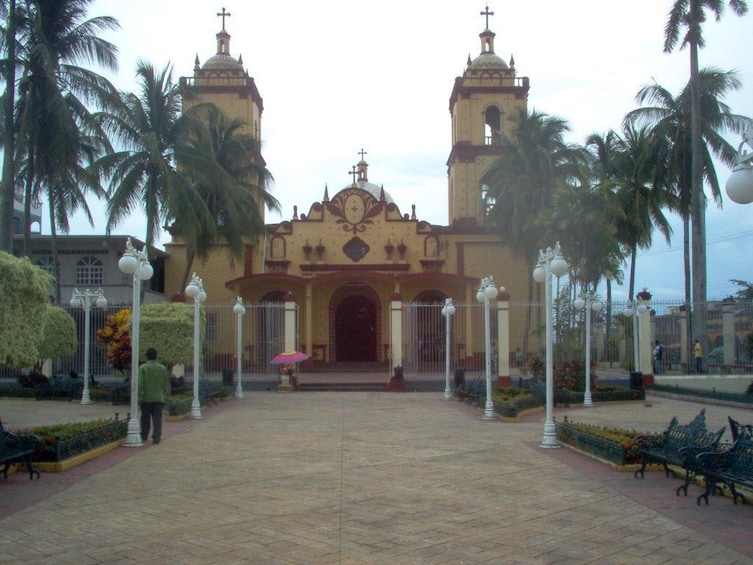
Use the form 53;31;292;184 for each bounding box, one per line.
0;0;23;253
172;104;279;291
611;124;675;301
92;60;197;247
483;108;582;356
663;0;748;347
626;70;747;307
10;0;117;302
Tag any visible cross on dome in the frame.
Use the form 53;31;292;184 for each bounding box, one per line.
480;4;494;29
217;7;231;31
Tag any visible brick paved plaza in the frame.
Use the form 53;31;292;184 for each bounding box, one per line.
1;390;752;564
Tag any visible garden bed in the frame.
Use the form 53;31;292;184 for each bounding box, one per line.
555;416;653;469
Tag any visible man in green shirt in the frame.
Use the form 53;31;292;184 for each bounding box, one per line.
138;348;170;444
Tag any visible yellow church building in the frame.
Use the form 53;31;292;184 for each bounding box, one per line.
164;9;539;381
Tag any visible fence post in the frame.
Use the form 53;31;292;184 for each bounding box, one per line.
497;290;511;387
390;293;403;376
284;292;297;353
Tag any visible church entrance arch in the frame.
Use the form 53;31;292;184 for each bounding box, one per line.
330;285;380;362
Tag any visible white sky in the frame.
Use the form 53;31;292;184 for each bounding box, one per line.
61;0;753;302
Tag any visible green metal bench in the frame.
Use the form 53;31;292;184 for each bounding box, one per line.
633;408;725;496
697;435;753;505
0;421;40;481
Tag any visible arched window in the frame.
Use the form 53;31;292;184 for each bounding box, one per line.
484;106;502;145
76;256;104;286
36;256;60;283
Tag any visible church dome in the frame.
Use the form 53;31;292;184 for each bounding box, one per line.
469;52;508;70
202;53;243;71
348;180;395;204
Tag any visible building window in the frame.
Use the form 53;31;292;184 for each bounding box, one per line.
36;256;60;283
76;256;104;286
481;183;496;216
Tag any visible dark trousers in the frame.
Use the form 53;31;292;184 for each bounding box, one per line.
140;402;164;442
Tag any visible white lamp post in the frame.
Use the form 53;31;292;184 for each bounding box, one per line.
623;300;648;377
70;288;107;404
533;242;569;448
725;122;753;205
441;297;456;400
118;238;153;447
233;296;245;399
476;277;500;420
185;273;207;419
573;292;602;407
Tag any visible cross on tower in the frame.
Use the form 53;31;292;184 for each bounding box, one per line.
358;148;368;161
480;4;494;29
217;7;231;30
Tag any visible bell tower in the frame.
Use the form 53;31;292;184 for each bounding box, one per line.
179;8;266;217
447;6;529;227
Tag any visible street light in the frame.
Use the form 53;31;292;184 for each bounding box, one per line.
532;242;568;448
233;296;245;399
623;300;648;377
573;292;602;407
70;288;107;405
118;238;153;447
725;121;753;205
185;273;207;419
476;277;500;420
441;297;456;400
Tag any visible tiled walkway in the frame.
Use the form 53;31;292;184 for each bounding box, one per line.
1;391;752;564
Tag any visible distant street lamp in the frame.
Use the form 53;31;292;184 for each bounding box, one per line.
185;273;207;419
441;297;456;400
476;277;500;420
533;242;568;448
623;300;648;377
233;296;245;399
70;288;107;405
573;293;602;407
725;121;753;205
118;238;153;447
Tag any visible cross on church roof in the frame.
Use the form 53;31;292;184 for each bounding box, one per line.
358;148;368;161
480;4;494;29
217;7;231;31
349;166;357;185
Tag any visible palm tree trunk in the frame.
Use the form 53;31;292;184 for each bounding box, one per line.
683;215;692;372
689;41;708;357
48;197;61;305
0;0;17;253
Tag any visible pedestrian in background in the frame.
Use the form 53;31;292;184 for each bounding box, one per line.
693;339;704;374
653;340;664;375
138;348;170;444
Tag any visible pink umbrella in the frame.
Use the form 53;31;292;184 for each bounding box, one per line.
270;351;309;364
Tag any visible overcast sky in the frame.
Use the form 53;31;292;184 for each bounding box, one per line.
62;0;753;302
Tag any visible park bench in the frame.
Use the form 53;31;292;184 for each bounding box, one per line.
200;379;224;408
523;378;570;407
35;375;83;401
111;379;130;405
728;416;753;442
633;408;725;496
696;434;753;505
0;421;40;482
454;377;486;408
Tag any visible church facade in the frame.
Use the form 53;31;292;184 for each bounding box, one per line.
164;11;536;379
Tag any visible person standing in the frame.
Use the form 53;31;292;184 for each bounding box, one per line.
138;348;170;444
653;340;664;375
693;339;703;374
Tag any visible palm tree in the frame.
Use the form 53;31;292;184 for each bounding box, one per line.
663;0;748;347
626;70;747;308
11;0;116;301
172;104;279;291
92;60;197;247
483;108;583;356
0;0;22;253
610;124;675;301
